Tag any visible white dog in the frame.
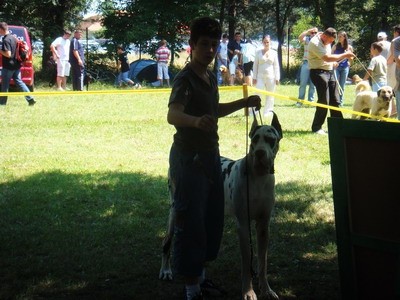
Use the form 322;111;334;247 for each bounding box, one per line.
352;81;394;119
220;113;282;300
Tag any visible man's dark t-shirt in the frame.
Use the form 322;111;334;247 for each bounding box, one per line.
1;34;20;70
227;39;242;61
168;64;219;151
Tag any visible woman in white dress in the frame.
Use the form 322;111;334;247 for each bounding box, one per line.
253;35;280;116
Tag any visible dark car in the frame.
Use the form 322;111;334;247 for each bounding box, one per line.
0;25;35;91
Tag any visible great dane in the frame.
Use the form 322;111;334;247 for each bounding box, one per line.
160;113;282;300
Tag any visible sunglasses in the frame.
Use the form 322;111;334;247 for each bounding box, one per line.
311;32;317;35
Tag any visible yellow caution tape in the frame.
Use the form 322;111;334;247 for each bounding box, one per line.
1;84;398;123
248;86;400;123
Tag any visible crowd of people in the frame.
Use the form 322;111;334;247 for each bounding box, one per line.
216;24;400;131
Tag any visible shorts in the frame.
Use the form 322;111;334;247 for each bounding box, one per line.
56;59;71;77
243;61;254;76
157;62;170;80
229;61;237;76
169;144;224;277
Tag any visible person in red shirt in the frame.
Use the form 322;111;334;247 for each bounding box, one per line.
156;39;171;87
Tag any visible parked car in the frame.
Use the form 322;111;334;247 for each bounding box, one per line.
0;25;35;91
32;39;43;55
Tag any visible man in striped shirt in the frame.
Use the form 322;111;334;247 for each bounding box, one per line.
156;39;171;87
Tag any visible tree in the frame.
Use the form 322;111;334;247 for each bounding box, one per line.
1;0;93;72
100;0;220;65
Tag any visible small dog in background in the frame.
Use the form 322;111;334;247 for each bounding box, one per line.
352;74;363;84
234;67;244;85
219;65;244;86
219;65;231;85
352;81;394;119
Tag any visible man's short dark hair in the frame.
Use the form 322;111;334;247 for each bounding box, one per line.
323;27;337;38
190;17;222;44
0;22;8;31
64;29;72;35
372;42;383;53
393;25;400;35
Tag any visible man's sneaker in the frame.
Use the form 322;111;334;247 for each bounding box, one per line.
183;289;203;300
295;102;302;107
314;129;327;135
200;279;227;297
28;99;36;106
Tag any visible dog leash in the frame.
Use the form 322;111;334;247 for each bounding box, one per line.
353;54;380;87
245;106;264;279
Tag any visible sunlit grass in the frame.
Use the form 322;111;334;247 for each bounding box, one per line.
0;83;359;299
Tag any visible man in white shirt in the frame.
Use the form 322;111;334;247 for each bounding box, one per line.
50;29;71;91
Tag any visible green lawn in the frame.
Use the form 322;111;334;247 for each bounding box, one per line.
0;83;357;299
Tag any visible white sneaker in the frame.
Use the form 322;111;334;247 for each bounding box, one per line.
295;102;302;107
314;129;327;135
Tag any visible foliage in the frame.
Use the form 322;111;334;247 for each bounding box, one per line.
100;0;220;65
2;0;400;79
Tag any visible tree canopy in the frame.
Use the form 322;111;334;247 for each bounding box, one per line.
1;0;400;76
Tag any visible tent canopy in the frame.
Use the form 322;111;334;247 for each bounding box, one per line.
129;59;159;86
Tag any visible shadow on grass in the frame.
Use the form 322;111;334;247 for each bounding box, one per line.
0;172;339;299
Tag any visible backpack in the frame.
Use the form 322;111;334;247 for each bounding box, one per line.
15;38;30;62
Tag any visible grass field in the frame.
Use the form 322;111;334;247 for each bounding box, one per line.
0;83;360;299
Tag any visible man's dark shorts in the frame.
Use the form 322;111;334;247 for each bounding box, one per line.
169;144;224;277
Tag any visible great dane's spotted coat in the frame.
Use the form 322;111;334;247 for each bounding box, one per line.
160;113;282;300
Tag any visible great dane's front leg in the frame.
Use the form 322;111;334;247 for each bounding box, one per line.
159;207;174;280
237;220;258;300
256;219;278;299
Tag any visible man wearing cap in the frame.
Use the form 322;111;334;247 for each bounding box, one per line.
50;29;72;91
377;32;391;59
307;27;355;134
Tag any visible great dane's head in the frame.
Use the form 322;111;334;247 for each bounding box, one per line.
248;112;282;176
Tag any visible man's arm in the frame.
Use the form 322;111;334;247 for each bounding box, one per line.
298;27;317;43
0;48;11;58
167;102;216;132
218;95;261;117
322;51;355;63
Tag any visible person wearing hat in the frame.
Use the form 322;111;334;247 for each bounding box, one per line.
50;29;72;91
307;27;355;134
377;32;391;59
378;31;396;90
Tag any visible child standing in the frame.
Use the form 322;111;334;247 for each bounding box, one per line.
363;42;387;92
167;17;261;300
116;45;137;88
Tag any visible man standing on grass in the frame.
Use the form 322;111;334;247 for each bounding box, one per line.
307;27;355;135
50;29;71;91
69;30;85;91
167;16;261;300
0;22;36;106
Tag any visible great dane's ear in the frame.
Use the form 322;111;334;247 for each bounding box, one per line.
249;117;260;138
271;112;283;140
